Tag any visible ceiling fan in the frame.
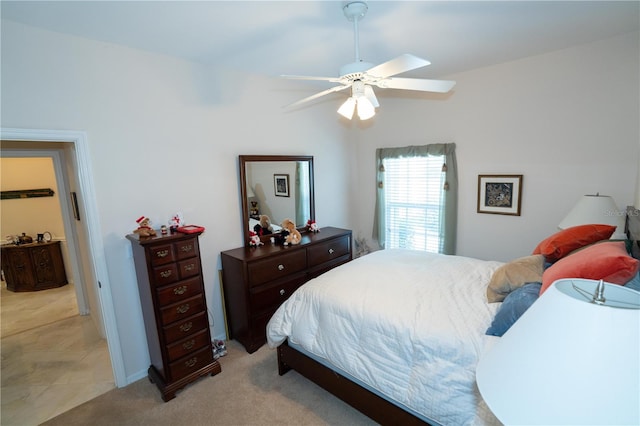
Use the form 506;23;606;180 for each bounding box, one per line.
282;1;456;120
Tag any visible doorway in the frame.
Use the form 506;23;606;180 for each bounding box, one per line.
1;148;91;317
0;128;125;386
0;137;121;423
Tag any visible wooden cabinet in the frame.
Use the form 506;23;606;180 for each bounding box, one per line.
221;227;352;353
1;241;68;292
126;231;221;401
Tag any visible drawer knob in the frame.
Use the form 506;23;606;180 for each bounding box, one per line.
176;303;190;314
174;285;187;295
184;264;195;272
182;339;195;350
181;244;192;252
185;357;197;368
160;270;172;278
328;248;334;254
279;289;285;296
180;322;193;332
156;250;169;258
277;264;285;271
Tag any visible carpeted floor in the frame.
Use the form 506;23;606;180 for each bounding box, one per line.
41;340;377;426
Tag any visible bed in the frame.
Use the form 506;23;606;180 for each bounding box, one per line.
266;249;504;425
266;220;640;425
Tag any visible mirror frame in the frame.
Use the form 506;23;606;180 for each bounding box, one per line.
239;155;315;246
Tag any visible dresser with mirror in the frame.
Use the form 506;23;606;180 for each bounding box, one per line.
221;155;352;353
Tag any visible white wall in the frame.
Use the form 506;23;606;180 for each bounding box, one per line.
1;20;353;384
351;32;639;261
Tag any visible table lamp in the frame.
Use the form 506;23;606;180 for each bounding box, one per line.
476;278;640;425
559;194;626;239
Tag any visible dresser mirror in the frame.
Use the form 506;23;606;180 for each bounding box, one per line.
239;155;315;245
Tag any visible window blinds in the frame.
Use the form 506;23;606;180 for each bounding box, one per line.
383;155;445;252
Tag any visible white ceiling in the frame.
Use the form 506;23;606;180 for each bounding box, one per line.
2;1;639;79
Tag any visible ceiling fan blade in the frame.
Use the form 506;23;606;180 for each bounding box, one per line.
284;84;351;109
365;54;430;79
376;77;456;93
281;74;341;83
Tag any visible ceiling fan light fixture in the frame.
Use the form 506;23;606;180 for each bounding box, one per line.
356;97;375;120
337;97;356;119
283;1;455;118
363;84;379;107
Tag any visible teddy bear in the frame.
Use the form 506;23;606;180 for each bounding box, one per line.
249;231;263;247
253;214;274;236
306;219;320;233
281;218;301;245
133;216;157;237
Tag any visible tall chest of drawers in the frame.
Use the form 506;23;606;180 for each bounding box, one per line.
221;227;352;353
127;231;221;401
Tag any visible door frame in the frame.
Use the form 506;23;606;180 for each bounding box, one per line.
1;127;126;387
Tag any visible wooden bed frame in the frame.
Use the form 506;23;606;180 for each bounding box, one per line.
277;340;430;425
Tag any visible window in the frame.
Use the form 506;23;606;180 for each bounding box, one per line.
383;155;445;252
373;144;457;254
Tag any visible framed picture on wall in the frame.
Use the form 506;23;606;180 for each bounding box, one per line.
274;174;290;197
477;174;523;216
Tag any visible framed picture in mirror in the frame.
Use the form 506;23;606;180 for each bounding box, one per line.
274;174;290;197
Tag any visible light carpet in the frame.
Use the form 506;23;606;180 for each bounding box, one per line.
41;340;377;426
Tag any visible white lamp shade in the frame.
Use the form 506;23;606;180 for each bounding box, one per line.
559;194;626;239
337;97;356;119
363;84;379;107
476;279;640;425
356;97;375;120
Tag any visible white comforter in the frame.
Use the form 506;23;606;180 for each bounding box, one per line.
267;249;504;426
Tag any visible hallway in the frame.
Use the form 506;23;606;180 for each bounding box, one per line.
1;282;114;425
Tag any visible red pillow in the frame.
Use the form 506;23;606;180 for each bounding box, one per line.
540;241;639;295
532;224;616;262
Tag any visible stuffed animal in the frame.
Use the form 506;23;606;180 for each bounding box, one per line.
133;216;157;237
253;214;274;236
306;219;320;233
249;231;263;247
274;229;289;245
281;218;301;245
